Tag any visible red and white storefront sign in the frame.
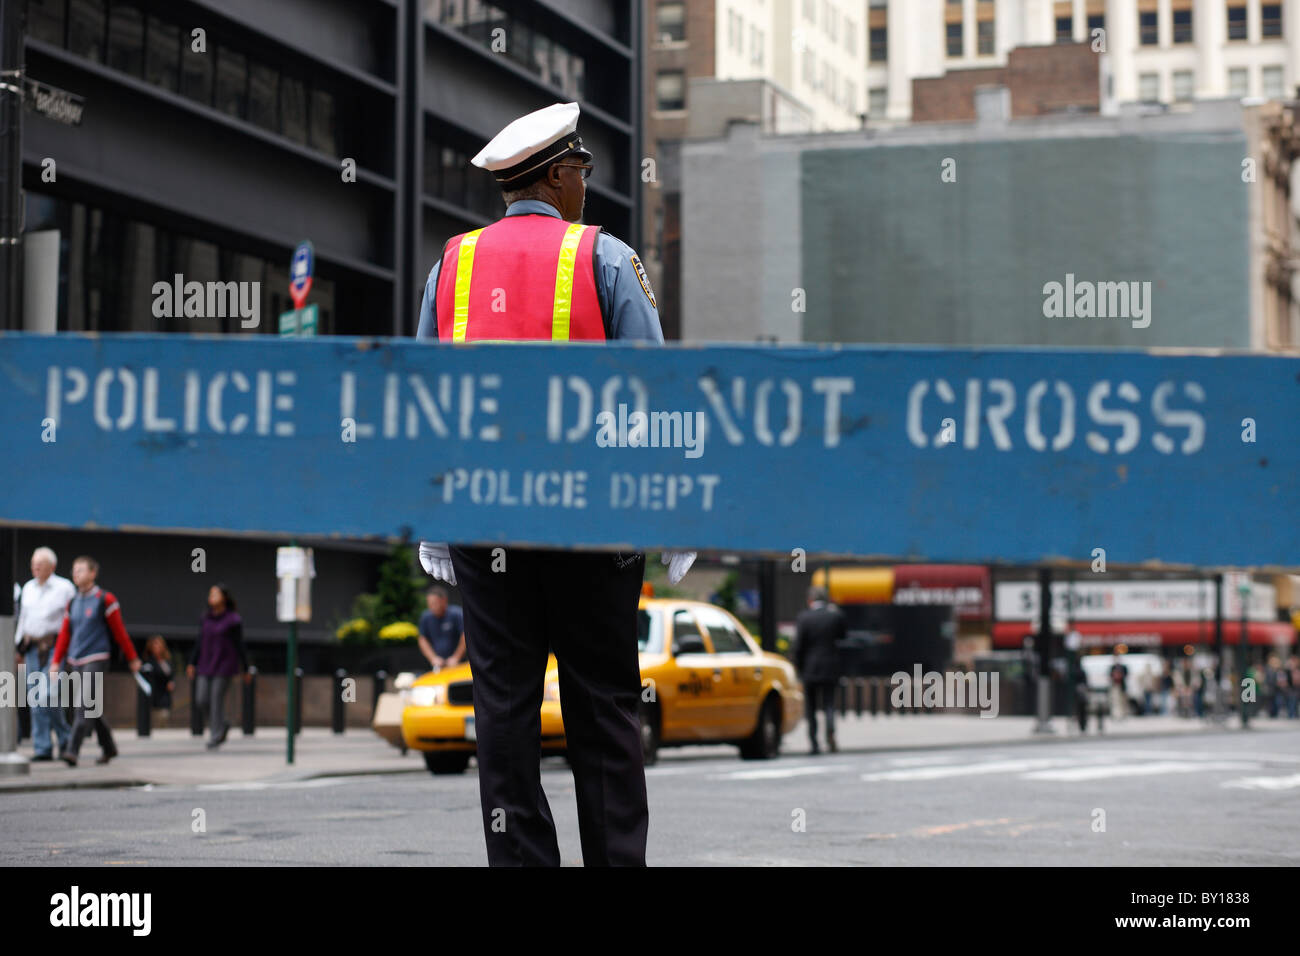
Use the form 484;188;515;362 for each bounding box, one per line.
993;620;1295;649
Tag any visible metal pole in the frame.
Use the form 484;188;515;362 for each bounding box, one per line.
1213;572;1224;721
0;527;29;774
286;541;298;764
332;668;345;734
0;0;25;332
1239;582;1250;729
1033;567;1056;734
758;558;777;653
241;665;256;735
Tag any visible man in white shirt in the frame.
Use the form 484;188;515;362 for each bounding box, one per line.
15;547;75;760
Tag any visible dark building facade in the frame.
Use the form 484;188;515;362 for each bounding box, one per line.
9;0;643;660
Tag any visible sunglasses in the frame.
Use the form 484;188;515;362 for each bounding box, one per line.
554;162;593;180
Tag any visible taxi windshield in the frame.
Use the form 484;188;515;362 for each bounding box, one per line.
637;608;663;654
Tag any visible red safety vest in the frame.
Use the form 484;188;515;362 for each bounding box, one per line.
434;214;605;342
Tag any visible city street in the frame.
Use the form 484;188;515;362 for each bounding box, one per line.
4;722;1296;866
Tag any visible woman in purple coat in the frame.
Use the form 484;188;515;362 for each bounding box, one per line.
187;584;248;750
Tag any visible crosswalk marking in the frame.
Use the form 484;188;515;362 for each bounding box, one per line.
1221;772;1300;791
715;765;838;781
861;758;1072;782
1021;760;1260;782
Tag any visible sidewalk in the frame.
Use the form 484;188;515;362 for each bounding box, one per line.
0;713;1291;793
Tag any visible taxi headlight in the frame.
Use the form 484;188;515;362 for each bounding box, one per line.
543;680;561;703
410;684;445;708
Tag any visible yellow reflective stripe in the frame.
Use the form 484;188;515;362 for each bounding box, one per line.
452;228;484;342
551;223;587;342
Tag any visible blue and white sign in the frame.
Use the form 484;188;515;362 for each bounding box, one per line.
289;240;314;310
1;333;1297;568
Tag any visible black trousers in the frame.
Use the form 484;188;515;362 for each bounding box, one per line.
804;679;838;746
67;660;116;758
449;546;649;867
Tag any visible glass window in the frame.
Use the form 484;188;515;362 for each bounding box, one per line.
180;34;213;105
249;62;278;132
656;2;685;42
978;19;994;55
1055;15;1072;43
68;0;106;63
507;18;533;71
1262;4;1282;38
869;26;886;62
28;0;66;46
439;0;466;27
946;21;962;57
531;32;550;84
550;44;569;91
309;88;337;154
1228;6;1247;40
441;146;465;205
1087;14;1105;34
1172;9;1192;43
672;610;703;651
1138;72;1160;102
1172;70;1194;101
107;2;143;76
655;70;685;110
636;609;663;654
1139;11;1157;45
215;46;248;119
423;135;441;196
145;17;179;91
695;607;749;654
1228;68;1249;97
280;74;308;144
570;54;584;99
868;86;886;115
1262;65;1284;97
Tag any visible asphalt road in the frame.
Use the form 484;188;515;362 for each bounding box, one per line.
4;729;1297;866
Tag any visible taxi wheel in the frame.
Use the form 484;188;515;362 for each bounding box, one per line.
423;751;471;775
638;701;660;766
739;697;781;760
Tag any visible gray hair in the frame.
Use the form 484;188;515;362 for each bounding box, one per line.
31;547;57;568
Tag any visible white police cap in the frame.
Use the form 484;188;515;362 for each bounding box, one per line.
471;102;592;186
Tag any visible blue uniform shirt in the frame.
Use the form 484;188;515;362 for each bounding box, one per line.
416;199;664;343
419;604;465;659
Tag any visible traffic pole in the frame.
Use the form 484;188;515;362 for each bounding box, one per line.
0;0;24;332
286;540;298;764
1213;572;1224;722
1033;567;1056;734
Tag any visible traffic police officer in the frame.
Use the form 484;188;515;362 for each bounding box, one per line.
415;102;697;866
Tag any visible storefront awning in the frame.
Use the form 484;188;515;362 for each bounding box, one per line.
993;620;1297;649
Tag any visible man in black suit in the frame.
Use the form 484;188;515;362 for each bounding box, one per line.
795;587;846;754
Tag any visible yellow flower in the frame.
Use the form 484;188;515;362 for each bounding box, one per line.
378;621;419;641
336;618;370;640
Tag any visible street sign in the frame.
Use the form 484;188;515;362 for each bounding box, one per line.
24;78;84;126
3;334;1299;568
278;304;318;337
289;240;314;311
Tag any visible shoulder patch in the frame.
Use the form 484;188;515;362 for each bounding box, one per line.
630;254;657;309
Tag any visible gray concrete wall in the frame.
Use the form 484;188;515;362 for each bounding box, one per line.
681;102;1254;348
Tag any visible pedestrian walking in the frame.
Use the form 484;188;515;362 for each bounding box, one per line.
794;587;845;754
14;547;75;760
1109;654;1129;720
186;584;248;750
1158;659;1174;716
415;102;695;866
417;586;465;671
1070;654;1090;734
142;635;176;724
48;556;140;766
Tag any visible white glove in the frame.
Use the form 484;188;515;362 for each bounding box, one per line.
418;541;457;586
661;550;697;585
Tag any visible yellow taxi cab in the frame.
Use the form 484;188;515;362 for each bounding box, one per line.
401;597;803;774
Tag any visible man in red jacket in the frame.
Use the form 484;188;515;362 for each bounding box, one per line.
49;556;140;766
